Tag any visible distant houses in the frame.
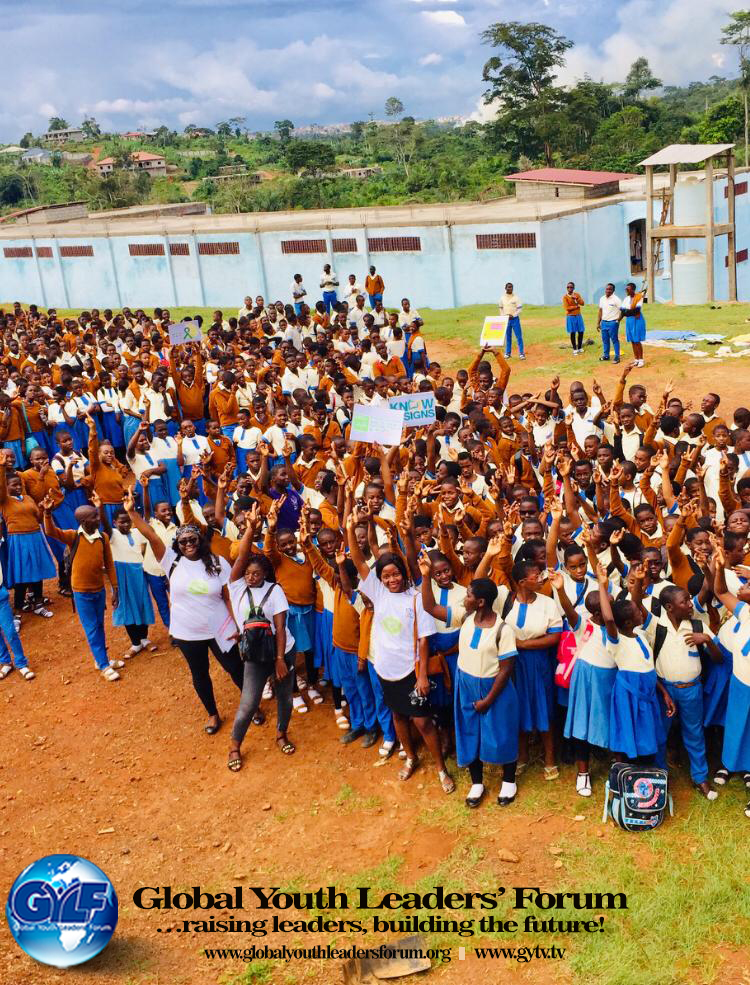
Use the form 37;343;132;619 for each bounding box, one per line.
94;151;167;177
42;127;86;144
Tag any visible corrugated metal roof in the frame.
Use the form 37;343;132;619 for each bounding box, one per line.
639;144;735;166
506;167;636;185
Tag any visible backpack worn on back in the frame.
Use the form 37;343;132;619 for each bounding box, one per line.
238;585;277;665
602;762;673;832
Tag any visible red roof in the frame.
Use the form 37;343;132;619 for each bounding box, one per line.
506;167;636;185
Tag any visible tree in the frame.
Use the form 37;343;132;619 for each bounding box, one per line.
350;121;365;142
274;119;294;142
384;97;404;118
216;121;233;137
19;132;33;148
722;10;750;164
47;117;70;132
481;21;573;165
382;117;422;177
284;140;336;175
81;117;101;139
622;57;662;102
0;173;26;206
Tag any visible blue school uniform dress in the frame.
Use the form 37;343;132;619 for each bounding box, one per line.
5;503;57;588
564;622;617;750
314;573;336;679
566;314;585;334
96;388;125;450
552;568;599;708
506;594;562;733
718;603;750;772
142;520;175;628
65;394;101;451
0;566;28;668
151;435;181;507
428;581;466;708
607;615;660;758
109;528;154;629
621;293;646;343
452;612;519;767
131;450;168;508
705;614;734;727
232;424;262;478
180;434;210;505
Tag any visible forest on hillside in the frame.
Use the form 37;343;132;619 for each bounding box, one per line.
2;16;750;217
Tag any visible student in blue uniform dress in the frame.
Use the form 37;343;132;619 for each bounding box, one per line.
96;373;125;455
423;551;466;748
712;555;750;816
100;493;156;658
420;563;519;809
150;419;181;508
597;562;675;762
505;559;563;780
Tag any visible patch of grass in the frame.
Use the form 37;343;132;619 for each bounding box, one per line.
220;959;275;984
332;782;382;813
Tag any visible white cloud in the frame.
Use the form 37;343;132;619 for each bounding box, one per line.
410;0;456;3
38;102;58;117
421;10;466;26
419;52;443;66
558;0;737;88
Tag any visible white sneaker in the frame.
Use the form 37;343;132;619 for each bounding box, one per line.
379;739;395;758
576;772;592;797
102;667;121;681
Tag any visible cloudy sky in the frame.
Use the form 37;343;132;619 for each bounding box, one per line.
0;0;741;141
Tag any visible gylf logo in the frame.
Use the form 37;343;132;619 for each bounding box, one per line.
6;854;118;968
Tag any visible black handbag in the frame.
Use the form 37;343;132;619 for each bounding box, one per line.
238;585;277;664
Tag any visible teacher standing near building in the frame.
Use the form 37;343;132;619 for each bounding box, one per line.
500;282;525;360
596;283;622;363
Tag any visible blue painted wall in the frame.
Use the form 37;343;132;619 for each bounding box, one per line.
14;190;750;311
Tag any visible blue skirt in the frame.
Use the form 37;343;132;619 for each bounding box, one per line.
429;630;459;708
703;651;733;727
566;314;585;335
287;603;313;652
722;676;750;772
31;429;55;459
625;315;646;343
515;646;554;732
314;607;335;677
122;416;141;450
6;529;57;587
136;476;168;508
454;669;519;767
102;501;124;527
113;560;154;628
159;458;181;507
564;661;617;748
610;669;660;758
101;412;124;449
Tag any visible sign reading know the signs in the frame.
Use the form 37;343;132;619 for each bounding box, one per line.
168;319;205;346
479;315;508;347
349;404;405;447
387;392;436;428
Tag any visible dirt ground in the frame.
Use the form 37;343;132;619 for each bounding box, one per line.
2;346;750;985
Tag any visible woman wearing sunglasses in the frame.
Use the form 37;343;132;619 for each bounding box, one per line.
125;491;244;734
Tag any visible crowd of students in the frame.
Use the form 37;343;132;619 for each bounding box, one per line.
1;282;749;821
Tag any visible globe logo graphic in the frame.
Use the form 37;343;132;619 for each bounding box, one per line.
6;855;118;968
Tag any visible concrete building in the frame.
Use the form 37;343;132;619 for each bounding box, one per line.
506;168;637;201
340;166;383;179
0;155;746;311
43;128;85;145
94;151;167;177
20;148;53;166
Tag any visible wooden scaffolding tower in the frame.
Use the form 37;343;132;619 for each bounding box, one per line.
639;144;738;303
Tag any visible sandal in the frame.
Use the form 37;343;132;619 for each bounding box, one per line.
109;659;125;669
398;757;418;781
140;639;158;652
123;645;142;660
713;768;730;786
227;748;243;772
0;665;12;679
516;761;528;777
335;711;350;730
544;765;560;781
59;587;73;598
745;802;750;819
292;695;308;714
101;666;120;681
439;770;456;794
262;682;273;700
307;687;324;705
276;734;295;755
18;667;35;680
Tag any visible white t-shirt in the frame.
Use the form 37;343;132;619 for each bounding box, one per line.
598;294;622;322
228;578;294;654
161;544;232;641
361;569;436;681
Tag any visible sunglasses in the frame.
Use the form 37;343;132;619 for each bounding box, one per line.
178;536;199;547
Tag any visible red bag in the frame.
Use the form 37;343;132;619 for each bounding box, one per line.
554;622;593;689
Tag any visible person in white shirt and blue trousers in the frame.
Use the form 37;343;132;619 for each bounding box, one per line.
597;283;622;364
500;283;525;360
